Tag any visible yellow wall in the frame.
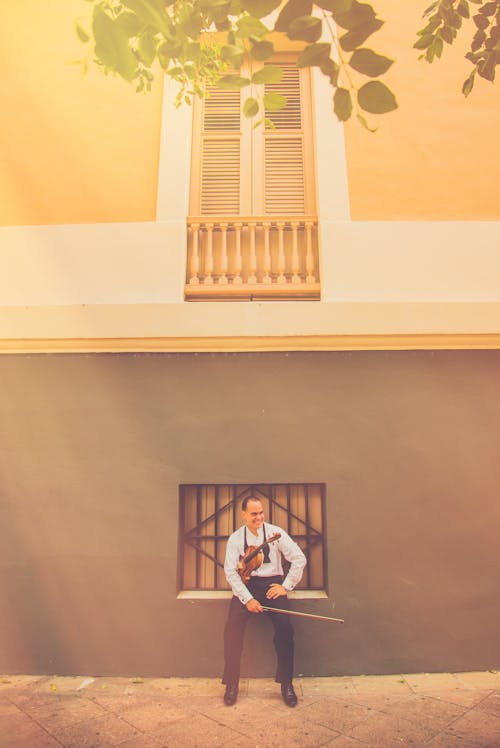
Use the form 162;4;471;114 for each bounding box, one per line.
0;0;163;227
1;1;499;226
343;0;500;220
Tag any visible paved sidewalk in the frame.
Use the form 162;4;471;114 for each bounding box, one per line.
0;671;498;747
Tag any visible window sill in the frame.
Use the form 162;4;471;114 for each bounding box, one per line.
177;590;328;600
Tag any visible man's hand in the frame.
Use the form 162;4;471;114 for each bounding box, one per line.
266;583;288;599
246;598;263;613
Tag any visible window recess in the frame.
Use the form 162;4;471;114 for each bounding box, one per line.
186;55;320;300
179;483;327;593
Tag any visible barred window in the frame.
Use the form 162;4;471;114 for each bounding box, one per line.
179;484;326;592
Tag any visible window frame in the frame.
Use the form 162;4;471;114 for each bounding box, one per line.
178;482;328;595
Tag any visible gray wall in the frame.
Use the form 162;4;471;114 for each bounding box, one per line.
0;350;499;677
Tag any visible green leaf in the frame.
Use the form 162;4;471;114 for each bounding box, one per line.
339;18;384;51
236;15;269;38
274;0;312;31
413;33;434;49
138;31;157;65
473;13;490;29
93;8;138;81
348;48;394;76
218;74;251;89
358;80;398;113
287;15;322;42
316;0;353;11
264;92;287;110
297;42;331;67
241;0;282;18
121;0;172;37
116;11;144;36
479;2;498;15
356;113;377;131
221;44;245;66
478;53;496;80
75;20;90;43
199;0;230;7
252;64;282;83
250;40;275;60
333;87;352;120
332;1;377;30
320;57;340;85
439;25;456;43
462;70;475;96
243;96;260;117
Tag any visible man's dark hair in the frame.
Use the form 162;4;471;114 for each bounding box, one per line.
242;496;260;511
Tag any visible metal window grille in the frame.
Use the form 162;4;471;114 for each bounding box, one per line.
179;483;326;591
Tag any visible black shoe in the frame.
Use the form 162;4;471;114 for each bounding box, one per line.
224;683;238;706
281;682;298;707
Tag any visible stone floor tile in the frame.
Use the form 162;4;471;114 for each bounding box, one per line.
118;700;195;731
115;737;165;748
379;694;466;730
300;697;378;733
234;712;339;748
445;708;500;745
28;694;107;730
148;713;243;747
404;672;464;693
454;671;500;689
417;688;495;709
351;674;412;696
51;712;143;747
245;678;281;698
300;677;357;698
0;712;62;746
426;730;494;747
91;692;165;713
337;691;416;711
347;711;438;747
4;730;64;748
198;696;284;730
32;676;86;694
475;691;500;717
0;700;25;717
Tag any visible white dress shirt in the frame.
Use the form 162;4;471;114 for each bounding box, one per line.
224;522;307;605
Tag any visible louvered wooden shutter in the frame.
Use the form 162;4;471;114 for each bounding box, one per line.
262;62;308;215
190;57;315;217
194;86;242;215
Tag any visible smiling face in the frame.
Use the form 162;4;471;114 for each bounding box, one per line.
242;499;265;535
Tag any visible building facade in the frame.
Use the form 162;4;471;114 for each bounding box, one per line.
0;0;499;677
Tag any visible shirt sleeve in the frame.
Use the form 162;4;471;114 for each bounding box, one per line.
224;531;253;605
278;530;307;592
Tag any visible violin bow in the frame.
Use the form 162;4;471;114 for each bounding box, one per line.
261;606;344;624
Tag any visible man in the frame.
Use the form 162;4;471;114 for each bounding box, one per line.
222;496;307;707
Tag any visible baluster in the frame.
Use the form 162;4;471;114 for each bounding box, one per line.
277;221;286;284
291;221;301;284
305;221;315;283
189;223;200;285
204;223;214;284
248;221;257;284
219;222;228;284
262;221;272;284
233;222;243;284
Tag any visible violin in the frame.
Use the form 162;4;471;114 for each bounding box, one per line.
237;532;281;582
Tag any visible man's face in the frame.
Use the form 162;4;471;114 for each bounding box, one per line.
242;499;265;533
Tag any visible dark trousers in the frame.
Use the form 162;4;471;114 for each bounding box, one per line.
222;575;294;686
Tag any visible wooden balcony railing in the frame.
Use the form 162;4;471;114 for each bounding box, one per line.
185;216;320;300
